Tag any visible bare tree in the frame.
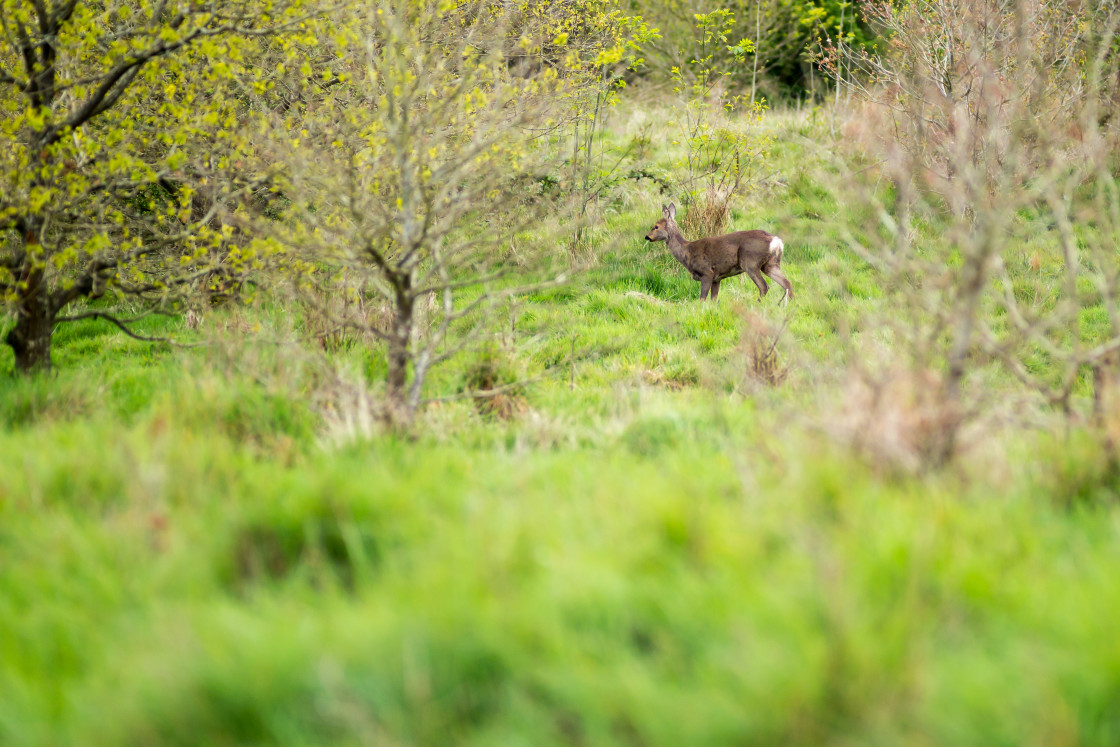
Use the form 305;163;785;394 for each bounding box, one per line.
824;0;1120;464
271;0;585;427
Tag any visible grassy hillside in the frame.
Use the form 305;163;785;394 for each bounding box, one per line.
3;103;1120;746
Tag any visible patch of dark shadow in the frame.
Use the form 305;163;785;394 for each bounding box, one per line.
1048;454;1120;511
621;415;688;456
554;708;585;745
612;714;645;746
434;647;510;728
227;509;380;592
629;626;656;655
523;684;586;745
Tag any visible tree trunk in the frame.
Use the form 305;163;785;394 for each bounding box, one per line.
6;267;54;373
1094;350;1120;463
385;279;415;427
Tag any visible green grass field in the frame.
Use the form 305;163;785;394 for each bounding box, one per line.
3;104;1120;745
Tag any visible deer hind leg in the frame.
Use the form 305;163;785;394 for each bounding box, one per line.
745;268;769;300
763;264;793;306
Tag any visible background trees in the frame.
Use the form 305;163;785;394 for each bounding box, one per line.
633;0;875;100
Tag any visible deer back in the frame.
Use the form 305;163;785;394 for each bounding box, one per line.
689;230;779;275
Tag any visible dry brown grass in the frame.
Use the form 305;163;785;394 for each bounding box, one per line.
681;189;732;238
831;368;963;474
463;346;528;421
739;311;788;389
297;272;394;354
315;367;383;447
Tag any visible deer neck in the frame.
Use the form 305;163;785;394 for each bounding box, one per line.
665;224;692;267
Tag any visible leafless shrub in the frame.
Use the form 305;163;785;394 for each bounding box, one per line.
820;0;1120;465
831;368;962;474
462;345;529;421
739;311;788;388
470;387;529;422
183;310;204;332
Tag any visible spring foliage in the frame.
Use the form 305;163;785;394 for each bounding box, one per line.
0;0;325;370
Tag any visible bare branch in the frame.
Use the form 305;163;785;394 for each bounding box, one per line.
52;310;203;347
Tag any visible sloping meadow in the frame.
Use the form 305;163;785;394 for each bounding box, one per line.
4;90;1120;745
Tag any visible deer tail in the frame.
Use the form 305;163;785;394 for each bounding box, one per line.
769;235;784;263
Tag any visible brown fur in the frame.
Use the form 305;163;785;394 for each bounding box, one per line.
644;203;793;304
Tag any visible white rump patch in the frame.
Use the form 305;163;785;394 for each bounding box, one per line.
769;235;784;261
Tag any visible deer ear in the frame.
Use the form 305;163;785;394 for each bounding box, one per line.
661;203;669;217
667;203;677;220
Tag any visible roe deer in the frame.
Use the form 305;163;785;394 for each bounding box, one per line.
645;203;793;305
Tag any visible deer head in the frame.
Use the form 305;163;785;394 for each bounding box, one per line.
645;203;678;242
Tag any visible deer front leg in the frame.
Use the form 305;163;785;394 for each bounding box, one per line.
710;278;721;302
745;268;769;299
699;275;713;301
